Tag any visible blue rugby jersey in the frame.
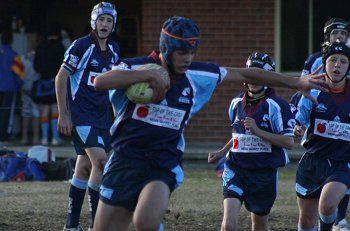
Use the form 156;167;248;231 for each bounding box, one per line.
62;32;119;128
108;51;227;169
227;88;295;169
295;81;350;161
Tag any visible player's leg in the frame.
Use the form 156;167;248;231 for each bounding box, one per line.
85;147;108;229
297;197;319;230
64;154;91;230
251;213;269;231
221;197;241;231
319;181;347;231
94;201;133;231
334;193;350;230
133;181;170;231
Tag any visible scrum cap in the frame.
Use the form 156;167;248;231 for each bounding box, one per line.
246;52;275;71
91;2;117;32
160;16;200;65
323;18;348;42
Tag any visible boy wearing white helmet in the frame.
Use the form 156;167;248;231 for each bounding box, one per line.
55;2;120;231
92;16;326;231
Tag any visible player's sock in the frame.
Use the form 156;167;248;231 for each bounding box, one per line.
66;175;87;228
319;210;337;231
87;182;100;228
335;194;349;225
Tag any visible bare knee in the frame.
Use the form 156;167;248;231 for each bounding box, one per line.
319;202;337;215
133;219;159;231
75;158;92;179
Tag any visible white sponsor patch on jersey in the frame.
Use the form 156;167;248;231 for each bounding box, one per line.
68;54;79;68
230;133;272;153
314;118;350;141
132;104;185;130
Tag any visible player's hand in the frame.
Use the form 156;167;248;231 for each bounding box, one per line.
293;125;305;138
148;67;170;103
297;73;327;105
208;151;221;163
58;113;72;136
243;117;259;135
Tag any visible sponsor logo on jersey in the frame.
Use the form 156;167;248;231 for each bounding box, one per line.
287;119;296;128
262;114;269;121
260;121;268;128
179;97;190;104
182;87;190;96
90;59;99;67
315;103;327;113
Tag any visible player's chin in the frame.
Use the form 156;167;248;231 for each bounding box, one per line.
97;31;110;39
174;67;188;75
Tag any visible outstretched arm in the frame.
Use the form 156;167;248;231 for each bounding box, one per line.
224;67;327;104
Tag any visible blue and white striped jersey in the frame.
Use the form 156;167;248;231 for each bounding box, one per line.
108;51;227;169
295;81;350;161
62;32;120;128
227;88;295;169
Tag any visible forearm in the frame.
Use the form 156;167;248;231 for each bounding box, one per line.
225;67;299;90
55;67;69;115
254;129;294;150
94;69;154;91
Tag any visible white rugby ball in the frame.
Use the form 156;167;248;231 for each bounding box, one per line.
126;63;169;104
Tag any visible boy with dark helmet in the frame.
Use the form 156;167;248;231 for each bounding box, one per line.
294;41;350;231
208;52;295;231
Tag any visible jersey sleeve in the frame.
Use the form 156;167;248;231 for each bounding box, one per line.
62;39;86;74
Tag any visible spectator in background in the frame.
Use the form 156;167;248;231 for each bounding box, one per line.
34;23;65;146
20;33;43;145
0;29;25;145
61;27;73;50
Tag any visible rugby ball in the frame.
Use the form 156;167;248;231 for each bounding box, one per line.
126;63;169;104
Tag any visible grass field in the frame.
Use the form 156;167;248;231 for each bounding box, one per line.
0;161;302;230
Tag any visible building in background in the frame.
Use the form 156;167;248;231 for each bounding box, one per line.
0;0;349;144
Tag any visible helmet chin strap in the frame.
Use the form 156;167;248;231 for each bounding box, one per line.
326;74;347;83
245;84;267;94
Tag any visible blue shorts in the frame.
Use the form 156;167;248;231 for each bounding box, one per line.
223;162;277;216
296;152;350;199
100;153;180;211
72;126;112;155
